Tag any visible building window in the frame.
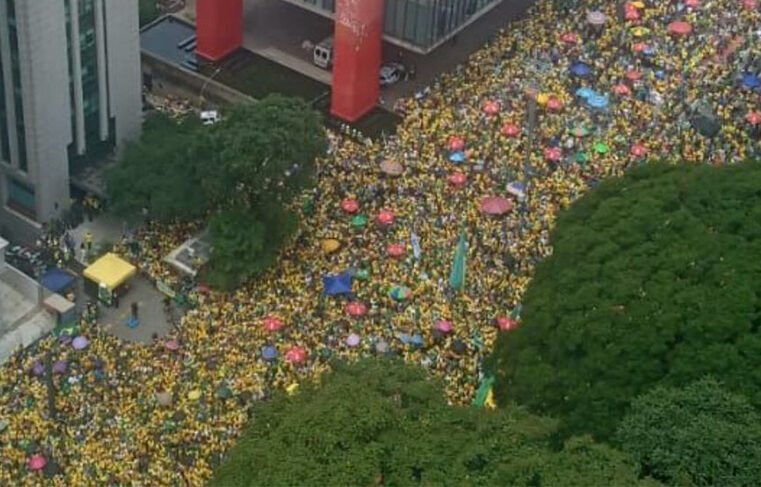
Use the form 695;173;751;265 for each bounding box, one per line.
6;177;35;218
7;0;26;172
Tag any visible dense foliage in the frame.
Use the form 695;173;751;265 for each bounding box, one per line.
107;96;326;287
490;162;761;440
616;378;761;487
210;360;653;487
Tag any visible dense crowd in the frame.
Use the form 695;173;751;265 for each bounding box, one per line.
1;0;760;484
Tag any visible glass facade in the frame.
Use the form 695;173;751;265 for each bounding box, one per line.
7;0;26;172
295;0;499;50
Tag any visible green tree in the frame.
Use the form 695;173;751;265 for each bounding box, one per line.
616;378;761;487
489;161;761;440
210;360;651;487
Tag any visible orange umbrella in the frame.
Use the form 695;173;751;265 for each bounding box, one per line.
668;21;692;36
448;172;467;186
746;111;761;125
341;198;359;213
480;196;513;215
625;7;640;21
285;346;307;364
482;100;501;115
346;301;368;317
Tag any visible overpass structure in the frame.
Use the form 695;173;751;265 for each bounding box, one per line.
194;0;501;121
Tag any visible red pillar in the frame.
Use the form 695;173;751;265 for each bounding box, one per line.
330;0;384;122
196;0;243;61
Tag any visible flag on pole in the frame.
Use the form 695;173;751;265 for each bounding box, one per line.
449;232;467;291
411;231;421;260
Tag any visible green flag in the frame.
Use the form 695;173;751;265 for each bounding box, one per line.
449;232;467;291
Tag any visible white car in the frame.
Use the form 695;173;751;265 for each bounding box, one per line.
379;63;405;86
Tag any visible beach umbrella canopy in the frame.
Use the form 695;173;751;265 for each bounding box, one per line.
626;69;642;81
321;239;341;254
569;62;592;77
507;181;526;199
613;83;631;96
482;100;501;115
501;123;520;137
575;87;595;98
387;243;406;258
587;94;609;109
436;320;453;334
262;316;284;332
341;198;359;213
285;346;307;364
449;233;467;291
594;142;609;154
72;336;89;350
480;196;513;215
561;32;578;44
448;151;466;163
377;209;395;225
741;73;761;89
668;21;692;36
448;172;467;186
447;136;465;152
625;7;640;20
165;338;180;351
575;151;589;164
262;346;278;361
346;333;361;347
630;143;648;157
632;42;648;53
323;272;353;296
346;301;368;317
631;26;650;37
216;385;233;399
496;316;519;331
546;97;563;111
389;285;412;301
587;10;606;25
746;111;761;125
544;147;562;161
380;159;403;176
685;0;699;7
743;0;757;9
351;214;368;229
536;93;549;106
28;455;47;471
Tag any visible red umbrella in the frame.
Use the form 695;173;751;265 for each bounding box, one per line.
668;21;692;36
626;68;642;81
546;97;563;111
496;316;518;331
482;100;501;115
501;123;520;137
448;172;467;186
561;32;578;44
377;209;395;225
447;136;465;152
630;144;648;157
685;0;699;7
262;316;284;333
632;43;647;54
285;346;307;364
387;243;406;258
480;196;513;215
346;301;368;317
625;7;640;21
544;147;562;161
28;454;46;471
341;198;359;214
746;111;761;125
613;83;631;96
743;0;757;9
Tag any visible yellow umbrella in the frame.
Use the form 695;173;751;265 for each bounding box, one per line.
630;1;645;8
631;26;650;37
321;239;341;254
188;389;202;401
536;93;550;106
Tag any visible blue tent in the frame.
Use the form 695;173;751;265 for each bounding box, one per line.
569;62;592;77
40;268;76;294
322;272;353;296
742;72;760;89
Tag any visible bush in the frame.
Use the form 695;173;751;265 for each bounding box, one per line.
490;161;761;440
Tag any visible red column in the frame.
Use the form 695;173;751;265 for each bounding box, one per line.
196;0;243;61
330;0;384;122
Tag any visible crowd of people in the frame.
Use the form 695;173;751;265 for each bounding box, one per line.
1;0;760;484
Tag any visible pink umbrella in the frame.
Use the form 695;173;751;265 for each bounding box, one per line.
561;32;578;44
632;43;647;54
346;333;361;347
544;147;562;161
625;7;640;21
743;0;757;9
685;0;699;7
746;111;761;125
377;209;395;225
626;68;642;81
630;144;648;157
546;97;563;111
448;172;467;187
387;243;405;258
341;198;359;214
165;338;181;351
436;320;453;334
482;100;501;115
447;136;465;152
668;21;692;37
480;197;513;216
285;346;307;364
613;83;631;96
262;316;284;333
501;123;520;137
496;316;518;331
346;301;368;317
28;454;46;471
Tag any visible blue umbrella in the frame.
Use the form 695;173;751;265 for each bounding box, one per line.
569;62;592;77
575;87;596;98
449;151;465;163
262;346;278;361
587;94;609;109
742;72;760;89
322;272;353;296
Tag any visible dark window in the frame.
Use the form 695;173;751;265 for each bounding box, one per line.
6;177;35;218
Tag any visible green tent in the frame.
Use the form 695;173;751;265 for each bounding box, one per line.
449;233;467;291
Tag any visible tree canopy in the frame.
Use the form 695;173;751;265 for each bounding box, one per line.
490;161;761;440
210;360;653;487
616;378;761;487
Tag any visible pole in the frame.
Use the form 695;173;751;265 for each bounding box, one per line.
199;65;223;105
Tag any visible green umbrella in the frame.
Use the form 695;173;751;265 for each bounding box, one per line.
350;214;368;229
215;385;233;400
594;142;609;154
388;285;412;301
574;151;589;164
449;232;467;291
355;268;370;281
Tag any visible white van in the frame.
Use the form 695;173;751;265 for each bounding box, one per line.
200;110;220;125
313;37;334;69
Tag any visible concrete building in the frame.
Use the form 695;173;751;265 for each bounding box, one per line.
0;0;141;242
